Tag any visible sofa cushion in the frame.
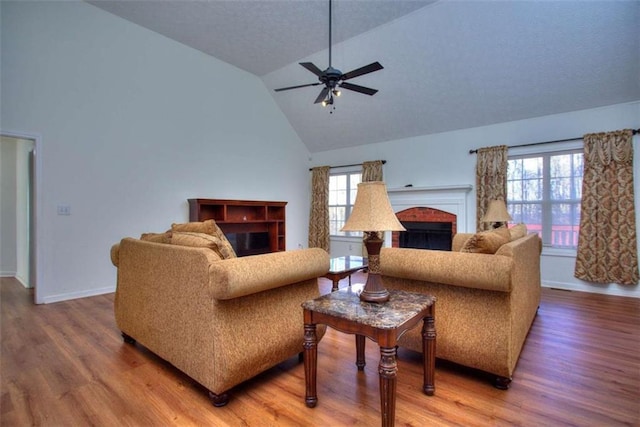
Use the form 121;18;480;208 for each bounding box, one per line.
140;232;171;244
460;227;511;254
509;223;528;241
172;220;237;259
171;232;224;260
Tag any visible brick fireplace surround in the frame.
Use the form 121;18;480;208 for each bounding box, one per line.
385;185;473;248
391;207;457;248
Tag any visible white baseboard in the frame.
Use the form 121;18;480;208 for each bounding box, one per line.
42;286;116;304
0;271;17;277
14;274;31;289
542;281;640;299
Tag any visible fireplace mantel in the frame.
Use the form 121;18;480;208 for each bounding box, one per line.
386;184;473;245
387;184;472;195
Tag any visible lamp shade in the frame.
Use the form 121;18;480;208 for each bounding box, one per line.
482;200;513;223
341;182;406;232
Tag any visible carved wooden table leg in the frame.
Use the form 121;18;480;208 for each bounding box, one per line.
422;314;436;396
355;334;366;371
303;323;318;408
378;346;398;427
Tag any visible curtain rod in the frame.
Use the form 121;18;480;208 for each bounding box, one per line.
309;160;386;171
468;128;640;154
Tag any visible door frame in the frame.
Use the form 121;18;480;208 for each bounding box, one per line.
1;129;43;304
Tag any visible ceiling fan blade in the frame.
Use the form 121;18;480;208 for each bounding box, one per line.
314;86;331;104
340;82;378;96
341;62;384;81
274;82;321;92
300;62;324;77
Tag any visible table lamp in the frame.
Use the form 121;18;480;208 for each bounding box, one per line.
341;181;405;303
482;199;512;229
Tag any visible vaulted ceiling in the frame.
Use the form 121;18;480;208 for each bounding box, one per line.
88;0;640;153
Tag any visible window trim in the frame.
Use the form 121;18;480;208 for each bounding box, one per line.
507;144;584;251
328;169;362;237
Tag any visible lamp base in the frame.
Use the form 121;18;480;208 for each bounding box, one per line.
359;275;390;303
360;235;389;303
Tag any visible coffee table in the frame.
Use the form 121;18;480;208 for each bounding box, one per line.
324;256;368;291
302;285;436;427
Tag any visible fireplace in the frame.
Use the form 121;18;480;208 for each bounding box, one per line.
392;207;457;251
385;185;471;250
399;221;453;251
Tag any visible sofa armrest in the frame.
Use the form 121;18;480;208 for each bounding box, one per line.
110;243;120;267
210;248;330;300
380;247;513;292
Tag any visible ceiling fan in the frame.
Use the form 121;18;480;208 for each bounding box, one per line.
274;0;383;108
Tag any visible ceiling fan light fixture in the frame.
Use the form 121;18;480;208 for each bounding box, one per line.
273;0;383;108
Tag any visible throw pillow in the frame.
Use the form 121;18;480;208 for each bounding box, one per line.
171;219;237;259
208;222;237;259
171;219;216;235
460;227;511;254
171;232;224;260
509;223;528;241
140;232;171;244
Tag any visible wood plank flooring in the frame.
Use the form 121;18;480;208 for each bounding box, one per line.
1;274;639;426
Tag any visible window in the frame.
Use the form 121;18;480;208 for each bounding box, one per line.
507;150;583;249
329;171;362;236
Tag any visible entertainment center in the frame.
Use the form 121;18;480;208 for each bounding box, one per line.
188;199;287;255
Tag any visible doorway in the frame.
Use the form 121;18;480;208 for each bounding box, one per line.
1;131;40;303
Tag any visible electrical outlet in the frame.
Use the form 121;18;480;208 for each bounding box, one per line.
57;205;71;216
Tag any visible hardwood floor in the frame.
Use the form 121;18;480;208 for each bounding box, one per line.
2;274;639;426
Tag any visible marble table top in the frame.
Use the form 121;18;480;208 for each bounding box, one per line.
302;284;435;330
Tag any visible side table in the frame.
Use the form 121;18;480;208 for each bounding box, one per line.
324;256;368;291
302;285;436;427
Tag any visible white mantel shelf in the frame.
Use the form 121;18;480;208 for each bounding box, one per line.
385;184;474;239
388;185;473;194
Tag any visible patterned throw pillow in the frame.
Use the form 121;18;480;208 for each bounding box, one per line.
170;232;224;260
171;220;237;259
140;232;171;244
171;220;216;235
460;227;511;254
509;223;528;241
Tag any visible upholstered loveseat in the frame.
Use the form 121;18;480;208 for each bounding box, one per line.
380;227;541;389
110;220;329;406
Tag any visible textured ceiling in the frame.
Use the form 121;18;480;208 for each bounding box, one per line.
88;0;640;153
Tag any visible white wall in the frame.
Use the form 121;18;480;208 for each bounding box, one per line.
311;102;640;298
1;1;312;303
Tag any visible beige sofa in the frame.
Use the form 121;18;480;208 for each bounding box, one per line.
380;230;541;389
110;232;329;406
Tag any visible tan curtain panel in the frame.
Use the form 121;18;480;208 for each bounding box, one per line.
475;145;508;231
308;166;331;252
362;160;384;182
574;129;639;285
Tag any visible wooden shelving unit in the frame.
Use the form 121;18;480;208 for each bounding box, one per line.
188;199;287;253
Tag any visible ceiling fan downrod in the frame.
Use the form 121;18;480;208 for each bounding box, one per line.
328;0;332;68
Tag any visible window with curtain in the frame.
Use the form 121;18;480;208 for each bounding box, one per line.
507;149;583;249
329;171;362;236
